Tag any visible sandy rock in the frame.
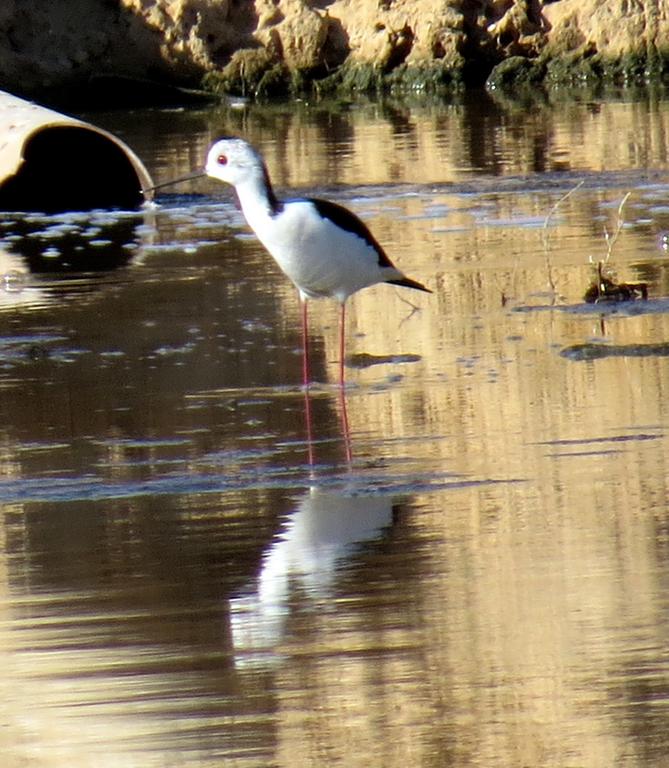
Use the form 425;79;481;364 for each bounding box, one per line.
1;0;669;97
255;0;329;71
332;0;465;70
0;1;131;90
120;0;240;72
486;0;546;58
542;0;669;59
537;0;669;86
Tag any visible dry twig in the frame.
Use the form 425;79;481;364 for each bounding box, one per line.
542;180;584;298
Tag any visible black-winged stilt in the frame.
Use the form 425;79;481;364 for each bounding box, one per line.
149;136;431;387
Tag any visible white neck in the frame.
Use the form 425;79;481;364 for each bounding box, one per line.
234;166;282;227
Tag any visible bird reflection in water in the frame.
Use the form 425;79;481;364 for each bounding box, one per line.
229;483;398;667
231;374;398;666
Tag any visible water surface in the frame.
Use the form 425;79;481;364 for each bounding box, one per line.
1;92;669;766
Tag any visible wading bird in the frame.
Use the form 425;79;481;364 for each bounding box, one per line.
148;136;430;387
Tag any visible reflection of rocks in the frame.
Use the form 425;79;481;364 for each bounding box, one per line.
1;1;668;98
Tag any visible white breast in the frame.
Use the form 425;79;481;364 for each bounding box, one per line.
242;199;394;303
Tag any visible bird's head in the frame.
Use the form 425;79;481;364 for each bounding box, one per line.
141;136;269;199
205;137;265;187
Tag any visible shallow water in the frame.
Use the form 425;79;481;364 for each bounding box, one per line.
2;92;669;766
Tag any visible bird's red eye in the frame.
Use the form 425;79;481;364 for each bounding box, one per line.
217;154;228;165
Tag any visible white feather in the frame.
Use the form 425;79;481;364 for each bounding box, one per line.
243;199;400;302
203;137;423;304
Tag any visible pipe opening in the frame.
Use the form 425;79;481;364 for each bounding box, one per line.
0;126;146;213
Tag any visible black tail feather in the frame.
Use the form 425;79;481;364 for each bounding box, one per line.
387;276;432;293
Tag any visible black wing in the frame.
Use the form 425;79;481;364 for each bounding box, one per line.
308;198;394;268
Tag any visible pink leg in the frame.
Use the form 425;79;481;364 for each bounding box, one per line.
301;297;310;388
300;297;315;464
339;382;352;464
338;302;352;462
304;385;315;466
338;301;346;388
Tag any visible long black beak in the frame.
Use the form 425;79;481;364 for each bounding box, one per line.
142;170;207;196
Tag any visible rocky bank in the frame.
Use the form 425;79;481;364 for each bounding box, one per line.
1;0;668;101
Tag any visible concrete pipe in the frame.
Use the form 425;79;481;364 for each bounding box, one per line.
0;90;154;213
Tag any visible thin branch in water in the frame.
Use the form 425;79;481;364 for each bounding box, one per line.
542;180;584;298
603;191;631;263
584;192;644;303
